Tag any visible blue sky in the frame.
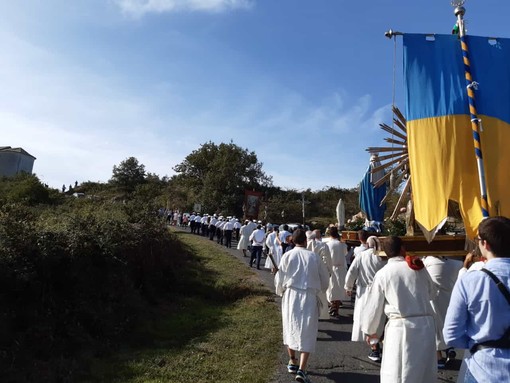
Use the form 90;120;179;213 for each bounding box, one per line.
1;0;508;190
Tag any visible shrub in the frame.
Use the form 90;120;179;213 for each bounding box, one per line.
0;173;55;205
0;201;188;381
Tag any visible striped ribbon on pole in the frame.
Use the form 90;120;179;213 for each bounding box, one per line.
455;5;490;218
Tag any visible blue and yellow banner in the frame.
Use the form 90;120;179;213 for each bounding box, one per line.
404;33;510;239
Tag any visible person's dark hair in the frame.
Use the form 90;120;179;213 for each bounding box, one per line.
382;236;403;258
283;224;289;231
257;224;262;229
478;216;510;258
358;230;370;242
330;226;340;239
292;228;307;246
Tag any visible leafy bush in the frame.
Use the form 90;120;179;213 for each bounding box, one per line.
0;200;188;382
0;173;57;205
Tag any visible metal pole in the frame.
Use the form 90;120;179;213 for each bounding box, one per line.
454;4;490;218
302;192;305;224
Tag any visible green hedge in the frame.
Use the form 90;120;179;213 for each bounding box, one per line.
0;201;187;382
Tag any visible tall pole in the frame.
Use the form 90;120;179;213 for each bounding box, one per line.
302;192;305;225
454;3;490;219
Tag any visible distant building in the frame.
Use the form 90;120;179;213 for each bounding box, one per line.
0;146;36;177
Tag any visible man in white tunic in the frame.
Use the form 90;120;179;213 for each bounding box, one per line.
344;236;386;361
264;226;278;273
307;230;332;320
275;229;329;383
352;230;369;262
237;221;250;256
423;254;463;367
326;226;348;317
361;236;437;383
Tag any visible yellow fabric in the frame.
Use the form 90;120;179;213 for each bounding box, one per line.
407;115;510;239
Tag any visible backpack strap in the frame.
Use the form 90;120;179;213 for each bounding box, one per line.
480;268;510;305
470;268;510;354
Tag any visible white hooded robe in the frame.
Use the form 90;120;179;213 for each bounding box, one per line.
361;256;438;383
275;246;329;352
344;247;386;341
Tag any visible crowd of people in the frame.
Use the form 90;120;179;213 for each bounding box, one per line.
174;212;510;383
158;208;189;227
274;217;509;383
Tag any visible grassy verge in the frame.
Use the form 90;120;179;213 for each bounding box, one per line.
80;230;282;383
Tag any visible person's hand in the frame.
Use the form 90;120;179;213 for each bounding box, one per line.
365;334;378;346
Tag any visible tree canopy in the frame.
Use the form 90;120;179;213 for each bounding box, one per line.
110;157;146;193
171;141;272;216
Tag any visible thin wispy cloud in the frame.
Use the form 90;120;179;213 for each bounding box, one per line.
0;1;406;192
0;26;389;191
114;0;254;17
0;32;182;186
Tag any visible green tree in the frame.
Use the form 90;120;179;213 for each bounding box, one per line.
264;186;361;229
172;141;272;216
133;173;168;206
110;157;146;193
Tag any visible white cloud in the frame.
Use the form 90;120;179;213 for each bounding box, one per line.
114;0;254;17
208;88;391;190
0;24;390;192
0;32;185;187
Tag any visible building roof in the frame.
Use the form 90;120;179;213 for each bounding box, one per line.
0;146;36;159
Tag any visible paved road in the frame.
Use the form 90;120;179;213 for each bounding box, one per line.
177;227;462;383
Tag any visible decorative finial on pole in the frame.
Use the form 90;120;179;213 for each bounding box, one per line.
453;5;465;17
452;0;466;36
385;29;403;39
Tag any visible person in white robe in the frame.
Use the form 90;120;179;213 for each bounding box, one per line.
273;229;283;271
237;221;250;256
423;254;463;367
326;226;348;317
264;226;278;272
307;229;332;320
344;236;386;360
352;230;369;262
361;236;437;383
275;229;329;383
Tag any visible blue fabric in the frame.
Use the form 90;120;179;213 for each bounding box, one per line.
443;258;510;382
464;368;478;383
359;165;386;222
404;34;510;124
250;245;263;269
